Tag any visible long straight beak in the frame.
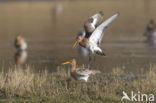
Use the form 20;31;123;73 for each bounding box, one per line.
73;40;79;48
61;61;71;65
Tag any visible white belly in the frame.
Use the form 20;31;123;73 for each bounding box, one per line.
76;75;89;82
21;43;27;50
78;45;89;57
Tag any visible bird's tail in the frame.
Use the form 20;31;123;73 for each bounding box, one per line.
95;51;106;56
92;70;101;74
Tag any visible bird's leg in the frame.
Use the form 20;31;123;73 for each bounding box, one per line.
89;56;91;62
80;82;84;91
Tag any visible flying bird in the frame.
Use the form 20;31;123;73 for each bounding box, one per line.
73;12;119;61
74;12;104;60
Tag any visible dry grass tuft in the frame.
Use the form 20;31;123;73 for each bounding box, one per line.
0;65;156;102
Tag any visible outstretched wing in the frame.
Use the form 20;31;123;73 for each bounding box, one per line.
89;11;104;27
89;13;119;45
94;46;105;56
84;11;104;38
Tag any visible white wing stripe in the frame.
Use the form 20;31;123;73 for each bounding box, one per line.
89;13;119;45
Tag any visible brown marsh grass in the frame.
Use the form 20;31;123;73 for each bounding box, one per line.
0;65;156;103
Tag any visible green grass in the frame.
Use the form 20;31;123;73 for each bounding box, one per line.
0;65;156;103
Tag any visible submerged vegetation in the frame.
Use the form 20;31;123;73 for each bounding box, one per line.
0;65;155;103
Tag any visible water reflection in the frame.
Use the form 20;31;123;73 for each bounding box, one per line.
0;0;156;73
15;50;27;67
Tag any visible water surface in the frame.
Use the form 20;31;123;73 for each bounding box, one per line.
0;0;156;73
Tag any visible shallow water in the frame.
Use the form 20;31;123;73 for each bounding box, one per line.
0;0;156;73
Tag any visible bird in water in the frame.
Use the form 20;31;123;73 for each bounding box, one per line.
14;35;28;66
14;35;27;51
73;12;119;61
144;19;156;45
61;58;101;82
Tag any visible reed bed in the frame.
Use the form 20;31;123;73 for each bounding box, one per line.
0;65;156;103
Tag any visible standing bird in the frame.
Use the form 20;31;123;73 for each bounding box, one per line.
73;13;119;61
14;35;27;50
14;35;28;66
14;50;27;67
144;19;156;44
61;58;100;82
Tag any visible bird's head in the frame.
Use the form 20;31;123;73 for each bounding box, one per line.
73;36;83;48
150;19;155;25
61;59;77;71
16;35;22;41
